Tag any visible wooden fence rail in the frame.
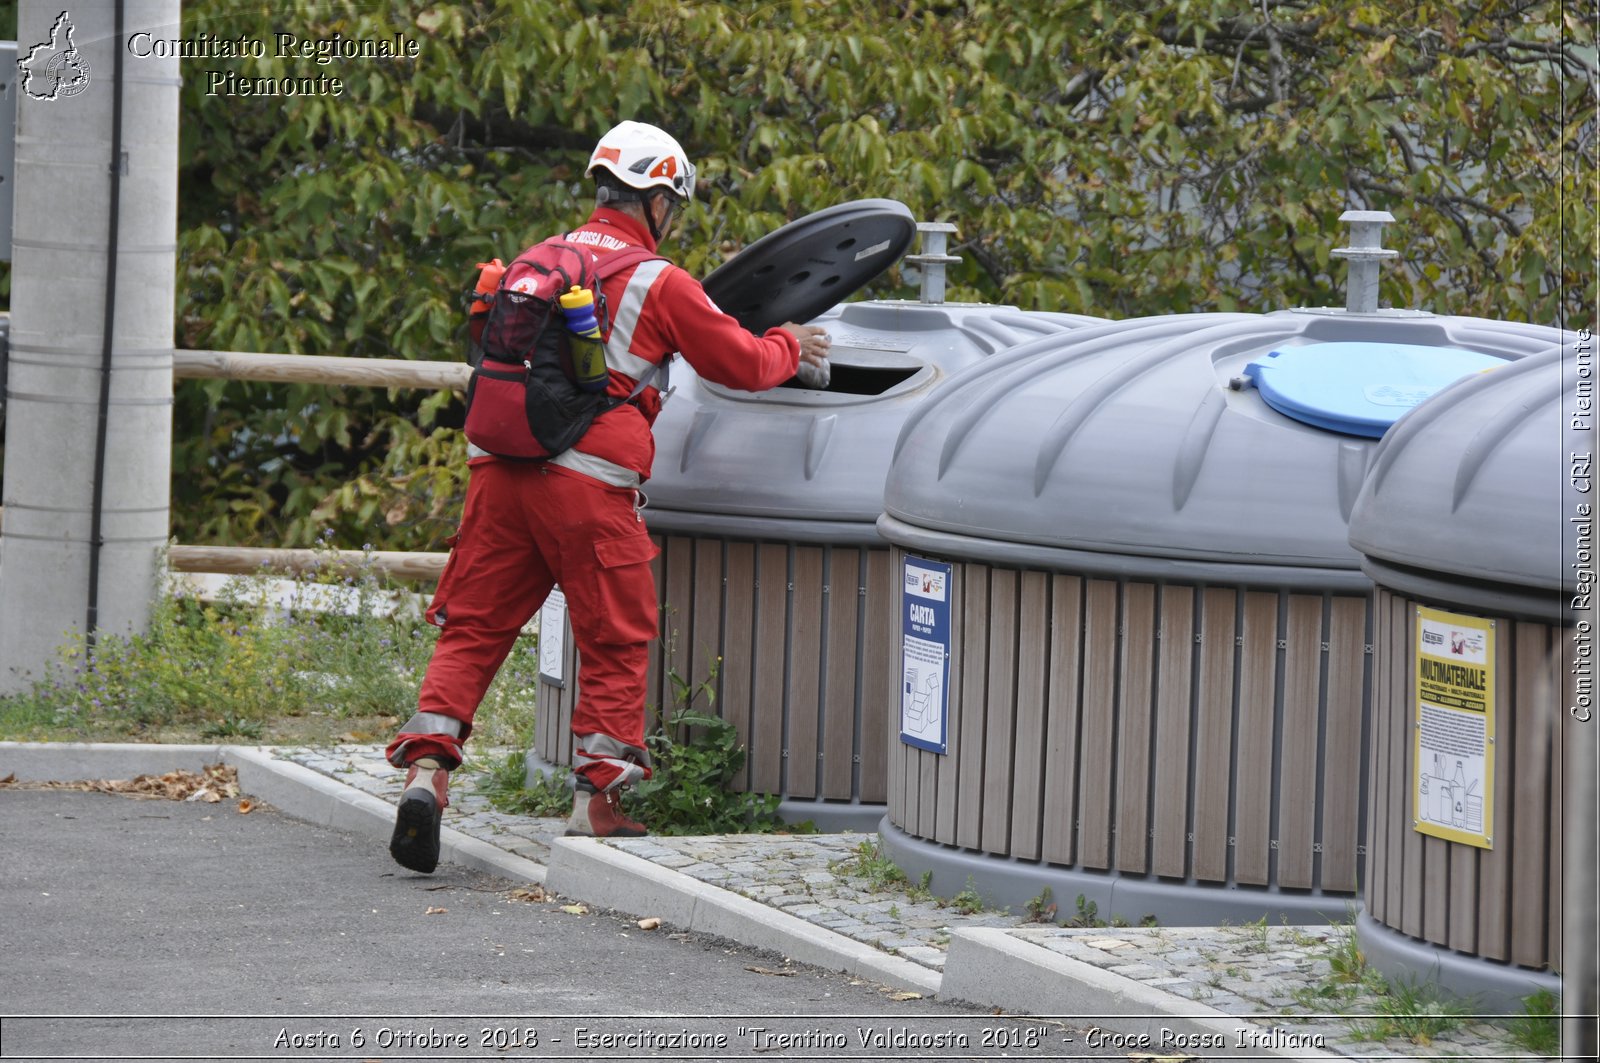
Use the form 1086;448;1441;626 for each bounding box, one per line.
163;350;462;577
166;545;446;581
172;349;470;390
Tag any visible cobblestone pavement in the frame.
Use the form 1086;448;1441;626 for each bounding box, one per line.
277;745;1545;1061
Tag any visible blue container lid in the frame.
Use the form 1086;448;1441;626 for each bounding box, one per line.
1244;342;1505;437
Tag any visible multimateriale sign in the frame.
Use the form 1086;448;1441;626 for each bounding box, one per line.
1413;606;1496;849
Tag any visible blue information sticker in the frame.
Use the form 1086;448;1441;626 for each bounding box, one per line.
900;555;951;754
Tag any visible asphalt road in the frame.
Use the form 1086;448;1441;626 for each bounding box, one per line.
1;788;1120;1062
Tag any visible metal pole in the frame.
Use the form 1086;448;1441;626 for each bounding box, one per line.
0;1;181;692
905;222;962;305
1330;209;1398;314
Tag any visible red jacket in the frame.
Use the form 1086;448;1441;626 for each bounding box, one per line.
546;207;800;486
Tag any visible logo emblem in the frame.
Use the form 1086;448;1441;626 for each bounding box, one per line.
20;11;92;101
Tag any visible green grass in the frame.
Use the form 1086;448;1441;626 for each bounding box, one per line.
835;838;910;891
1506;988;1560;1056
1349;978;1475;1046
469;750;571;818
0;561;538;751
0;567;840;838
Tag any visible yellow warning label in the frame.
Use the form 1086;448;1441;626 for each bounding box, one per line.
1413;607;1495;849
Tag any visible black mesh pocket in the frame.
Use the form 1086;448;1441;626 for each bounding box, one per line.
479;291;552;361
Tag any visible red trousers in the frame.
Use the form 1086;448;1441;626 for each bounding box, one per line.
386;459;659;776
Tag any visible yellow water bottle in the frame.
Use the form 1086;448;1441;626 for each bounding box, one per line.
558;285;609;393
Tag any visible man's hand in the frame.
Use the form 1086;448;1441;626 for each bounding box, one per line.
781;322;832;389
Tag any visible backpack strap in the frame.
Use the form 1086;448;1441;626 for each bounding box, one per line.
591;244;661;282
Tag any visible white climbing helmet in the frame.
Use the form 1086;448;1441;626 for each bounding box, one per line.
586;120;697;202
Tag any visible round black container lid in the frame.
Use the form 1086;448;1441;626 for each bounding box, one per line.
702;199;916;333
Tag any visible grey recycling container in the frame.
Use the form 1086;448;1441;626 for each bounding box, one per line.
530;202;1097;830
534;299;1097;830
875;305;1563;925
1348;338;1582;1009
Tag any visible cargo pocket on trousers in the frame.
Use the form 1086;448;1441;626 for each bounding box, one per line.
591;532;661;645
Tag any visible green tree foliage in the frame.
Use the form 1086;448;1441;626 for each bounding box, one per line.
156;0;1593;550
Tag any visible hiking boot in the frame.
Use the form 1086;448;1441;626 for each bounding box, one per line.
389;763;450;873
565;782;647;838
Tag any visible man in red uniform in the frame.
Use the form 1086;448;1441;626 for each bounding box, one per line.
387;121;831;872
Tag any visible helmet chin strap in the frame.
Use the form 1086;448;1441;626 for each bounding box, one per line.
644;194;673;244
595;184;676;243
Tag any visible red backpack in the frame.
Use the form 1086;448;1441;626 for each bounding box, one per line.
463;237;660;460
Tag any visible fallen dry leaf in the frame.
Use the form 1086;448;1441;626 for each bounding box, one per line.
637;917;661;931
506;885;547;903
237;799;255;814
888;991;922;1001
560;903;590;916
745;965;795;977
425;906;448;915
0;764;242;803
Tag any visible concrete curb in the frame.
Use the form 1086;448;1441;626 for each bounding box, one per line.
943;928;1345;1059
221;747;548;886
544;835;941;998
0;741;228;780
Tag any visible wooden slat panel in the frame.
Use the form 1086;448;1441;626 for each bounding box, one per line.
1477;607;1513;962
885;548;908;826
1512;622;1551;968
1448;831;1478;953
1399;600;1426;938
1011;572;1050;861
1042;574;1084;866
1235;591;1279;886
933;560;964;844
1078;579;1119;871
722;543;758;792
861;549;893;806
919;745;940;842
1423;833;1450;945
1383;593;1408;924
1116;583;1156;874
957;564;991;850
982;569;1019;854
567;615;583;762
1363;590;1387;920
1322;595;1366;894
690;539;724;714
751;544;789;796
646;536;665;722
552;615;579;764
903;737;924;837
822;548;861;800
1193;587;1237;884
787;546;825;800
536;676;556;763
662;536;695;716
1279;594;1323;890
1152;586;1196;880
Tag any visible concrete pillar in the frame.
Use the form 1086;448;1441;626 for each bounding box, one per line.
0;1;180;692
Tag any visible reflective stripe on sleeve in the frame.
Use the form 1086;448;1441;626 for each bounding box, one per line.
605;259;671;381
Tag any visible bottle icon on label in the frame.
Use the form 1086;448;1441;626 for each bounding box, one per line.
558;285;608;392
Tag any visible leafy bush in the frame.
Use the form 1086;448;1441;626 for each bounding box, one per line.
631;707;787;835
6;0;1575;553
0;557;538;747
